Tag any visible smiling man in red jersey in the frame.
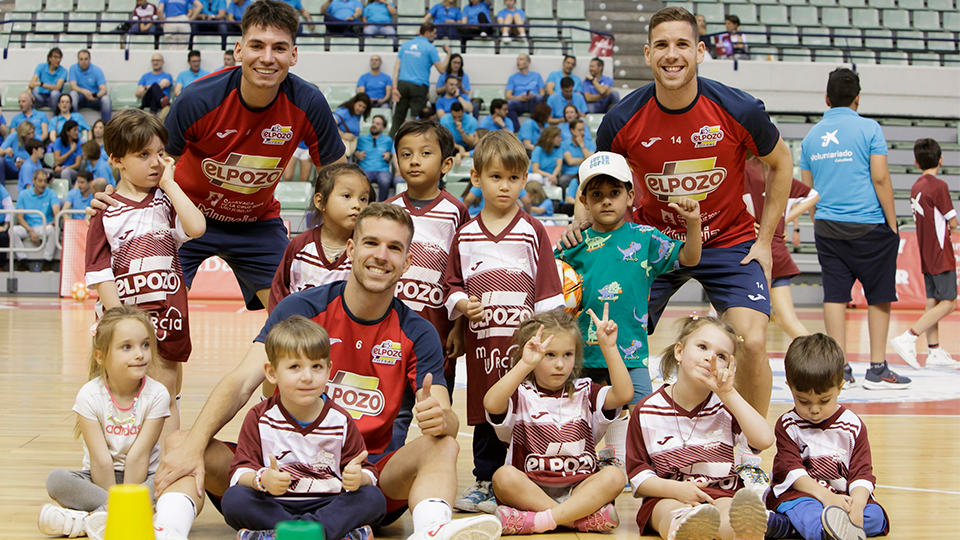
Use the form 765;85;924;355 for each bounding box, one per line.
562;7;794;418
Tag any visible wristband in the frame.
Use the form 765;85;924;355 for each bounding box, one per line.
255;467;268;492
794;228;801;232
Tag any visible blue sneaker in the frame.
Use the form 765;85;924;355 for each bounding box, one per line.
454;481;493;512
766;512;799;539
843;363;856;387
862;361;912;390
237;529;275;540
342;525;373;540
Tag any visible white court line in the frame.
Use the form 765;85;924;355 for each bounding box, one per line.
876;484;960;495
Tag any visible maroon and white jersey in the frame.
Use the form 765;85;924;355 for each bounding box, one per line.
388;190;470;374
488;378;620;485
627;386;750;498
268;228;352;312
443;211;565;424
911;174;957;275
229;394;378;499
85;187;192;363
767;406;879;509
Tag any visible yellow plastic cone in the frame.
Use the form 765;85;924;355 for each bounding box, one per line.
104;484;154;540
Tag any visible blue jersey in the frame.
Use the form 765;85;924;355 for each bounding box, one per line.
18;158;41;192
461;1;489;23
176;69;210;89
583;76;614;95
85;159;116;186
356;133;393;172
327;0;362;20
547;92;587;118
199;0;225;16
33;63;68;95
560;141;585;175
159;0;193;18
439;113;478;147
1;132;30;168
435;96;458;114
436;72;471;92
65;187;94;218
363;1;394;23
506;71;544;96
53;138;82;168
50;113;91;136
397;36;441;86
428;2;461;23
357;72;393;101
16;187;60;227
530;145;563;174
226;0;251;19
559;122;595;151
478;115;514;132
138;71;174;97
800;107;888;224
333;106;362;137
68;63;107;93
546;71;582;93
496;7;524;19
9;110;48;138
518;118;544;146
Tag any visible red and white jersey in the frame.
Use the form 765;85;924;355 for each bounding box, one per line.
443;211;565;424
388;190;470;368
911;174;957;275
598;77;781;248
85;187;192;363
626;386;750;499
767;406;879;509
229;395;378;499
488;379;620;485
268;228;352;312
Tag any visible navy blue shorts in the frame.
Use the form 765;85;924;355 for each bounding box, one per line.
648;240;771;333
815;223;898;305
582;366;652;405
178;217;290;310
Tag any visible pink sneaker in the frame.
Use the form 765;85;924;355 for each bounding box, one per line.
495;506;535;535
573;503;620;532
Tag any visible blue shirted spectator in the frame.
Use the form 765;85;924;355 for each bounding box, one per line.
357;55;394;107
52;120;83;182
426;0;461;39
545;55;582;95
82;140;116;187
583;57;621;113
137;54;175;114
363;0;396;38
558;119;592;189
529;126;563;185
505;54;545;132
355;115;394;201
478;99;514;132
9;92;49;141
68;50;112;122
459;0;491;39
517;103;551;152
12;169;60;268
226;0;252;21
1;124;35;179
496;0;526;40
29;48;68;109
546;77;588;118
63;172;95;219
334;93;372;158
323;0;362;34
525;181;554;218
18;139;46;192
390;25;448;139
439;104;478;149
174;51;210;98
435;54;471;98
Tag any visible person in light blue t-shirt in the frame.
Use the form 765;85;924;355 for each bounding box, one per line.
321;0;362;34
136;53;175;114
558;118;592;189
390;24;450;138
11;169;60;268
48;94;91;146
583;57;620;114
439;103;478;157
505;54;545;133
10;92;49;142
18;139;46;192
355;115;394;201
528;126;563;186
800;67;908;390
424;0;461;39
52;120;83;182
477;99;514;132
174;51;210;98
81;140;116;187
434;76;473;117
68;51;112;122
545;55;582;96
28;48;68;110
195;0;228;36
158;0;202;48
546;77;587;121
496;0;525;40
362;0;396;39
517;102;551;152
458;0;491;40
334;93;372;158
226;0;253;29
62;171;96;219
357;55;394;108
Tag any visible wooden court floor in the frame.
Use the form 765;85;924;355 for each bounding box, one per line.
1;298;958;539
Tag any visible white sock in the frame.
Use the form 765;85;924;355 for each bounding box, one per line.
412;498;452;533
155;492;197;538
605;412;629;462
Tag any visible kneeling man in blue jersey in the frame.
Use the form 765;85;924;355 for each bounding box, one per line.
153;203;502;540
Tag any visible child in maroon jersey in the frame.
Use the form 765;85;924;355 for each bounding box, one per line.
484;307;633;535
768;334;890;540
625;316;775;540
85;109;206;441
889;138;959;370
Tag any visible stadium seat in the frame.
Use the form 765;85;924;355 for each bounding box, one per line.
98;14;127;33
813;48;844;61
1;85;25;108
127;34;157;49
525;0;553;19
868;0;895;7
769;25;801;45
878;51;909;64
781;47;812;61
586;113;603;133
12;0;40;11
397;0;425;16
533;43;564;55
751;45;779;59
759;5;789;26
742;24;767;43
851;8;882;28
944;12;960;32
911;52;941;66
778;0;806;6
913;11;941;31
445;181;471;196
927;0;954;10
297;36;324;50
466;41;497;53
749;0;778;5
329;37;361;51
927;32;957;52
91;33;122;47
301;0;322;16
192;34;223;50
76;0;106;11
322;85;357;103
107;0;136;12
822;7;850;27
832;31;863;47
67;12;98;33
801;27;831;46
543;185;562;201
556;0;584;20
110;83;139;108
790;6;820;26
898;0;925;8
275;182;313;211
35;13;66;33
528;24;559;39
863;28;894;48
0;13;10;34
838;0;865;6
51;179;69;200
848;49;876;63
809;0;836;5
58;32;88;48
665;1;694;11
698;3;725;23
500;40;530;54
881;10;911;30
11;14;33;33
895;30;925;50
728;4;758;25
363;40;395;52
46;0;73;12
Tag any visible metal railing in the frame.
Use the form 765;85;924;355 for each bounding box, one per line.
1;208;49;293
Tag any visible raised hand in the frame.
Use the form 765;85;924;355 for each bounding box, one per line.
667;196;701;224
341;450;368;492
586;303;618;350
159;156;176;188
696;354;736;397
520;325;554;368
414;373;446;437
263;455;292;496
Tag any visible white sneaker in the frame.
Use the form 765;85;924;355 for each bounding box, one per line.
501;36;512;43
84;511;108;540
454;481;493;512
926;348;960;369
890;332;920;369
667;504;720;540
476;499;498;514
154;524;190;540
406;516;502;540
38;504;88;538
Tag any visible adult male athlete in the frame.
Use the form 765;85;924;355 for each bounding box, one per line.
562;7;794;417
154;203;502;540
94;0;346;311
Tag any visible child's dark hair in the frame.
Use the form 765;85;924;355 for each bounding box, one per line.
309;163;373;227
265;315;331;369
913;138;941;170
103;109;168;160
659;316;740;381
82;140;102;161
241;0;300;42
395;118;456;163
510;308;583;397
783;333;845;394
25;138;45;156
826;67;860;108
76;306;159;438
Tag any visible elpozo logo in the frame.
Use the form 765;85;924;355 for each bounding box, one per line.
691;125;724;149
261;124;294;145
371;340;402;365
644;157;727;202
201;153;284;194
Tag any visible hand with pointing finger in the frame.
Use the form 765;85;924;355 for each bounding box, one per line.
341;450;368;491
696;354;736;398
586;303;618;351
263;455;292;496
414;373;446;437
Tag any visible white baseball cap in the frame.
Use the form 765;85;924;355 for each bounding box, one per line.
578;151;633;191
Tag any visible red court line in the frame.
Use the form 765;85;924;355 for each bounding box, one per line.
844;399;960;416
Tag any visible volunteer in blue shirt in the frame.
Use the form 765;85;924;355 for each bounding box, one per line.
517;102;550;152
48;95;91;145
546;77;587;122
424;0;461;39
68;50;112;122
459;0;492;40
334;93;372;158
136;53;175;114
63;172;96;219
496;0;526;40
583;57;621;113
12;169;60;269
9;92;49;142
226;0;253;28
439;103;478;151
28;48;68;110
195;0;228;36
558;118;591;189
505;54;545;133
356;115;395;201
321;0;362;34
1;123;35;182
174;50;210;98
435;54;471;98
279;0;313;27
158;0;202;48
545;55;582;96
434;76;473;117
357;55;394;108
390;23;450;138
478;99;514;132
362;0;396;39
558;103;595;150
